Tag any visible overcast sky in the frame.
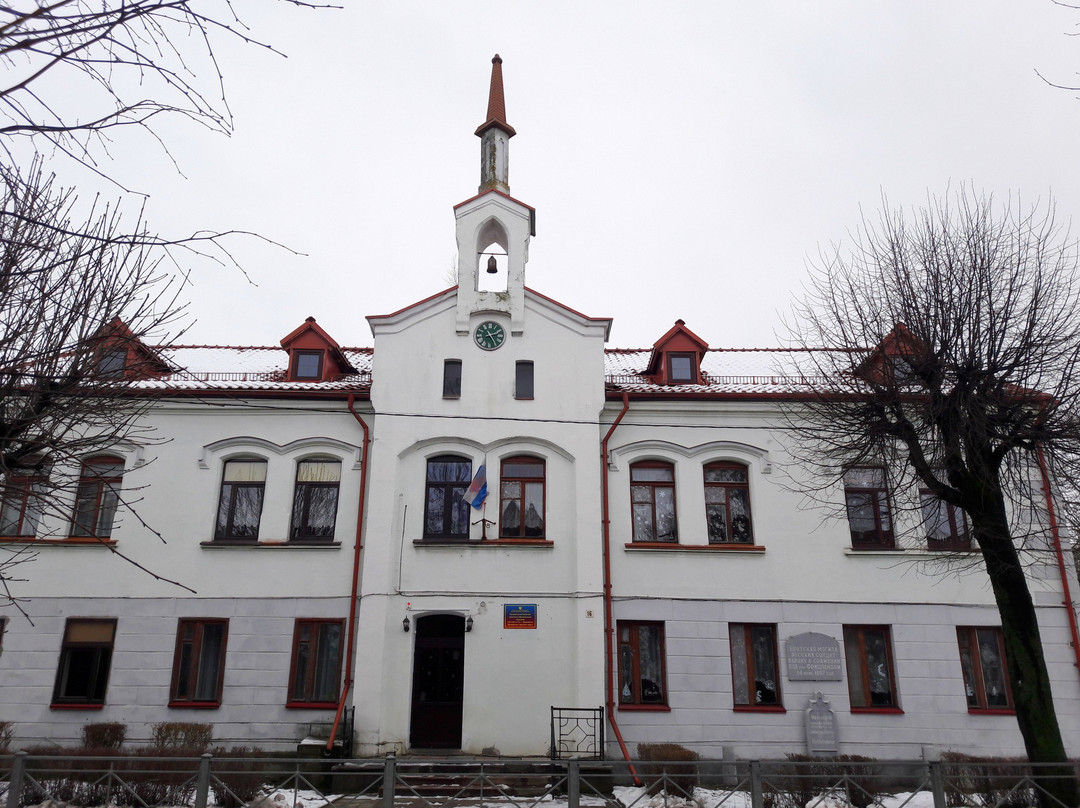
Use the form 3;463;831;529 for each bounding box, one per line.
66;2;1080;350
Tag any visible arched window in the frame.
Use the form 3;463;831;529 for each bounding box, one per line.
215;459;267;540
290;459;341;541
1;467;46;537
424;455;472;539
70;456;124;538
499;456;544;539
630;461;677;542
703;462;753;544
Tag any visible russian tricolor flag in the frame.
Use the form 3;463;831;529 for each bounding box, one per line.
462;464;487;509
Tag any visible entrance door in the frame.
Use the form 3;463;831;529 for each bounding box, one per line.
409;614;466;749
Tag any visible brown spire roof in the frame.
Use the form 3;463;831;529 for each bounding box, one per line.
475;54;516;137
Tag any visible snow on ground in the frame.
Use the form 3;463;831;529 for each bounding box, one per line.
613;785;937;808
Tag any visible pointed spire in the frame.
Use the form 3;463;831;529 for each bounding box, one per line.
474;54;516;138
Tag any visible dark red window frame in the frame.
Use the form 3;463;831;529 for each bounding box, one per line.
630;461;677;542
957;626;1014;712
169;618;228;708
921;490;971;551
730;623;782;708
704;462;754;544
843;624;900;710
1;473;45;537
617;620;667;707
843;467;894;549
70;456;124;539
292;350;324;380
287;618;344;707
290;459;341;541
499;456;545;539
666;353;698;384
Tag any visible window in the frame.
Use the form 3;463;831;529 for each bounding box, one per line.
921;490;970;550
667;353;696;383
424;455;471;539
95;348;127;379
843;625;899;709
630;462;677;542
52;619;116;706
617;621;666;706
957;627;1013;711
1;473;45;537
215;459;267;540
704;463;753;543
288;619;344;706
70;457;123;539
515;361;534;399
290;459;340;540
499;457;544;538
844;467;893;548
293;351;323;380
443;359;462;398
169;619;228;707
730;623;781;707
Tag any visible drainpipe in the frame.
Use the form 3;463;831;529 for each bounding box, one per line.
600;391;639;782
1035;446;1080;677
325;395;371;753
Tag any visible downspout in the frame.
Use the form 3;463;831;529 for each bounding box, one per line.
325;395;371;753
601;391;639;781
1035;446;1080;677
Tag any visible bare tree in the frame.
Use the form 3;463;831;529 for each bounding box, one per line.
784;190;1080;807
0;161;212;617
0;2;325;615
0;0;326;178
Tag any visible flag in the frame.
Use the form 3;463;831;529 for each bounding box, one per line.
462;464;487;509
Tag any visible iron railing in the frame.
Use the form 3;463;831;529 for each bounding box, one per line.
550;706;604;760
2;751;1078;808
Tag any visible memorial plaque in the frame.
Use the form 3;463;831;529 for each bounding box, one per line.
805;693;839;754
786;632;843;680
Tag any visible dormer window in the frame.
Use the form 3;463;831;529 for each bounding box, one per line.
95;348;127;379
293;351;324;380
667;353;696;384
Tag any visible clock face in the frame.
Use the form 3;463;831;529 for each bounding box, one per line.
474;321;506;351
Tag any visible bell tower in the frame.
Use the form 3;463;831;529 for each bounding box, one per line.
455;55;535;337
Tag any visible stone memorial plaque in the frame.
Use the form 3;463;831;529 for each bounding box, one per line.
805;693;839;754
786;632;843;681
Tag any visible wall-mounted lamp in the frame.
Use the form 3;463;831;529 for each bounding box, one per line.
465;615;474;632
402;615;411;633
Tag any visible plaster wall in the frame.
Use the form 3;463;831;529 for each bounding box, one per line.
0;596;349;752
609;598;1080;760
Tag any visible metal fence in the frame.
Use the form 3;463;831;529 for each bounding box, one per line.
3;751;1079;808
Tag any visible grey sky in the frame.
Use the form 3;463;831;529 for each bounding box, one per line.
73;2;1080;350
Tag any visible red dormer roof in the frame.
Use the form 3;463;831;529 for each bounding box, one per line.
645;319;710;383
91;317;174;379
474;54;516;138
279;317;357;381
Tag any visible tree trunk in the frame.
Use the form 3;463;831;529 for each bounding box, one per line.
972;497;1079;808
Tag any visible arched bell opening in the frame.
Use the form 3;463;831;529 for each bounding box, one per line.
476;218;509;293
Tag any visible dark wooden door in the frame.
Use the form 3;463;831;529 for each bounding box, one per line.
409;614;465;749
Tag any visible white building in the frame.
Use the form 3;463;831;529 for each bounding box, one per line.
1;55;1078;762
